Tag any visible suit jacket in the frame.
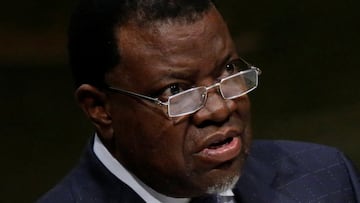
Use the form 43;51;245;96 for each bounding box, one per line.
37;139;360;203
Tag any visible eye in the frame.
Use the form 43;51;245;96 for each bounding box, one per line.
225;63;236;74
168;84;182;95
224;59;249;75
160;83;188;100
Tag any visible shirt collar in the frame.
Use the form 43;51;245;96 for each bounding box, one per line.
93;134;190;203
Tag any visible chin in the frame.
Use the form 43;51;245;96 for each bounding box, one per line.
205;174;240;194
203;154;245;194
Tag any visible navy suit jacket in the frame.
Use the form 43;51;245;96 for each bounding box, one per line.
38;139;360;202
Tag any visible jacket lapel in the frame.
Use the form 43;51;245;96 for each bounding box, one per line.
233;155;296;203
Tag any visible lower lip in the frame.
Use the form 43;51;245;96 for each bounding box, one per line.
196;137;241;164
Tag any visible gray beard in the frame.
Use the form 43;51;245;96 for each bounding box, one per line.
205;174;240;194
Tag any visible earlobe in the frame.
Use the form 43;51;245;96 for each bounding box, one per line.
75;84;113;136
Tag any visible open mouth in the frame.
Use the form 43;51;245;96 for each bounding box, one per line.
197;135;241;164
208;137;234;149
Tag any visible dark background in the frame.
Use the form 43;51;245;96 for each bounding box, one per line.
1;0;359;202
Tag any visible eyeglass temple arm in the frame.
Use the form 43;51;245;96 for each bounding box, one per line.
240;56;261;75
107;87;167;105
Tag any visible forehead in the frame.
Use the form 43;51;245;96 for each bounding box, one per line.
107;6;236;89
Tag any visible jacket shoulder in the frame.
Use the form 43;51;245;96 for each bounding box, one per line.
249;140;353;180
37;140;145;203
36;170;77;203
250;140;340;160
248;140;360;202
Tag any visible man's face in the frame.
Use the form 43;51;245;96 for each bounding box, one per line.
104;6;252;197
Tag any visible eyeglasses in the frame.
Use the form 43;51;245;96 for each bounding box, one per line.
107;64;261;117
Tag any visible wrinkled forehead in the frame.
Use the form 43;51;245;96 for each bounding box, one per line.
107;6;235;88
116;6;230;59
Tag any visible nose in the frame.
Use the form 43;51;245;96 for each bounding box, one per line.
192;90;238;126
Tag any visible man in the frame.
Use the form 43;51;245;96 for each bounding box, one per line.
38;0;360;202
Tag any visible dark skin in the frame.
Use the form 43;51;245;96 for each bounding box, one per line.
76;6;252;197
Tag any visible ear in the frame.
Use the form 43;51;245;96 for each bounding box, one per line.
75;84;113;139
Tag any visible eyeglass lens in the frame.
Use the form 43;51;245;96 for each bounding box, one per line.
167;69;258;117
168;87;207;117
221;69;257;99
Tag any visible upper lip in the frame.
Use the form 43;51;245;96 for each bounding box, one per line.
194;128;242;154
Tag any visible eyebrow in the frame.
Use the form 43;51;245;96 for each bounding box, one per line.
148;53;237;88
139;67;198;93
167;68;200;80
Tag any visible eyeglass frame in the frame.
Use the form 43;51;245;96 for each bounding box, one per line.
106;63;261;117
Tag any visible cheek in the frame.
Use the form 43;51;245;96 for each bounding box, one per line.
112;108;190;168
232;96;252;149
236;96;251;115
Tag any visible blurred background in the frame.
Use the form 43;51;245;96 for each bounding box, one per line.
1;0;359;202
